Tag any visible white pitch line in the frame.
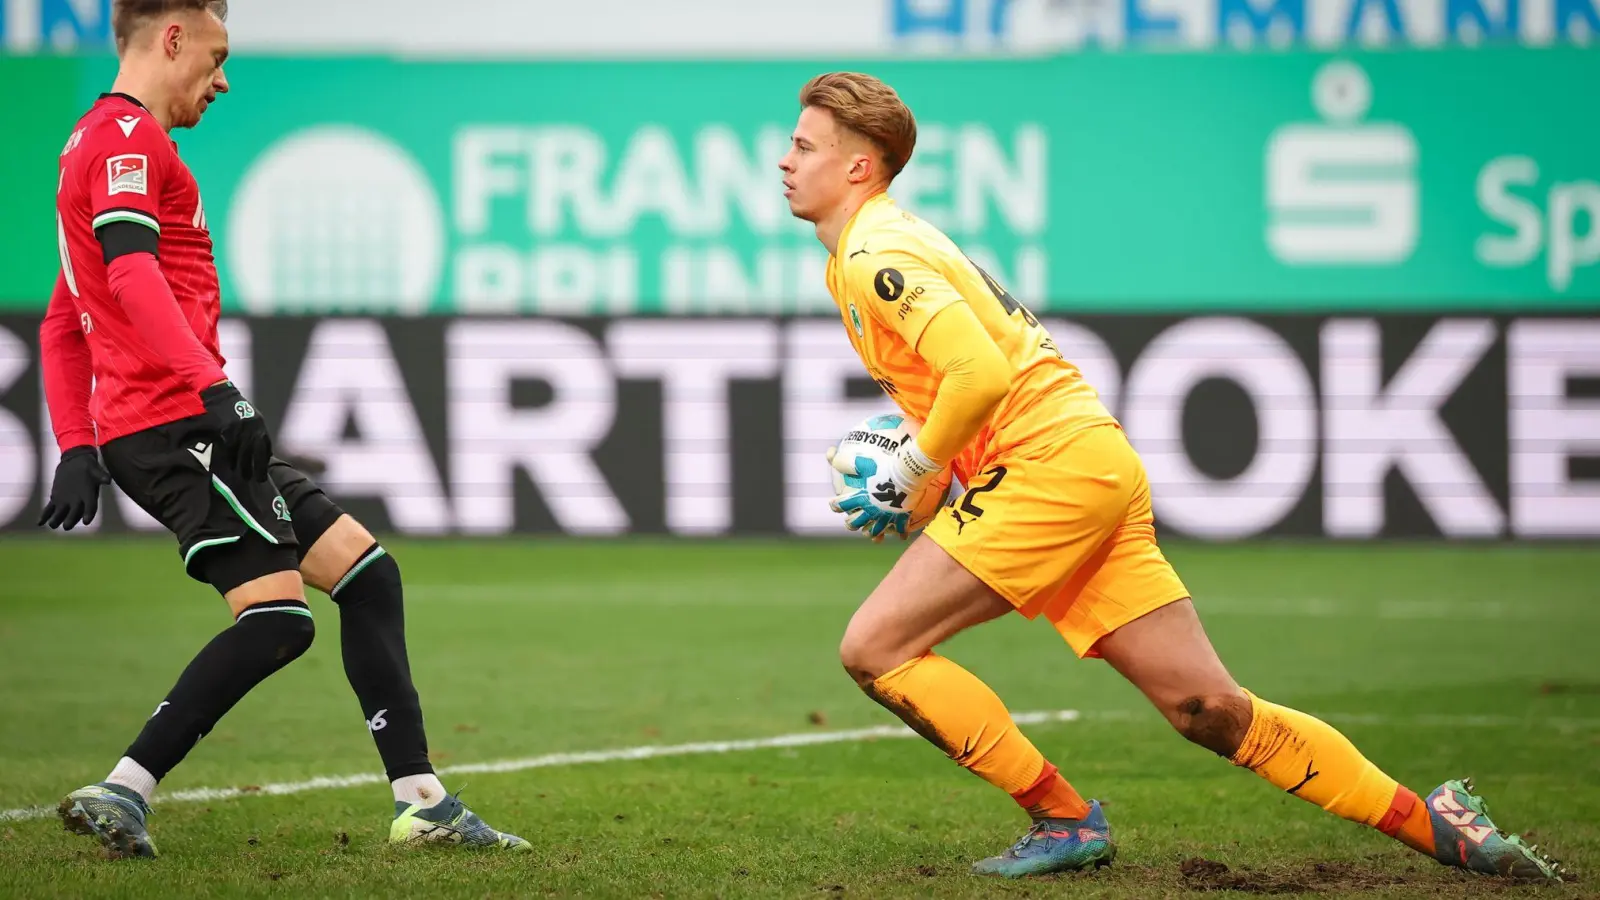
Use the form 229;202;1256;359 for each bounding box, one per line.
0;710;1085;824
6;707;1598;825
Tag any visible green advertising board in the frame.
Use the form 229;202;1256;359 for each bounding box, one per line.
6;48;1597;312
5;56;88;308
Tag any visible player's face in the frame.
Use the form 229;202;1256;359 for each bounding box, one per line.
779;106;862;223
168;11;230;129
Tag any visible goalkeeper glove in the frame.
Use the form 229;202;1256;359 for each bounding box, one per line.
201;381;275;482
38;444;111;531
827;439;942;542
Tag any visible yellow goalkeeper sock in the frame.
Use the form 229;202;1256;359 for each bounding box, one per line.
1230;689;1413;838
869;653;1090;820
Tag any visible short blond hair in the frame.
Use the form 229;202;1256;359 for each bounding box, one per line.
800;72;917;179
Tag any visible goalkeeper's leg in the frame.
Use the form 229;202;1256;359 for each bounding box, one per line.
1095;599;1565;881
839;537;1113;878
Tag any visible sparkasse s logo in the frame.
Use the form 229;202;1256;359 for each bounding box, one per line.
1265;61;1418;266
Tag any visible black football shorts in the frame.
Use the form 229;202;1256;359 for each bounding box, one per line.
100;412;299;594
266;456;347;561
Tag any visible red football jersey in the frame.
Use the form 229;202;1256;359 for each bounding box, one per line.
54;93;225;444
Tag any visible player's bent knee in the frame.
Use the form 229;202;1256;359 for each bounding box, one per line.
301;514;377;595
838;629;909;688
1171;690;1254;758
236;599;317;662
330;545;400;608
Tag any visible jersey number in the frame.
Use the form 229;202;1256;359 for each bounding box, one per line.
969;259;1038;328
56;211;80;298
958;466;1009;518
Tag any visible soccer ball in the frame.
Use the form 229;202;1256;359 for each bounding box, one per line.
830;414;961;536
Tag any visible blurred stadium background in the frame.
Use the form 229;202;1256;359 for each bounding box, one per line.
0;0;1597;541
0;3;1598;895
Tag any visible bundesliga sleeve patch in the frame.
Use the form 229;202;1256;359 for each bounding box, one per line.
106;154;149;196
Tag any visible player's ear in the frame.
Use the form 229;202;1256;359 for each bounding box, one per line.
847;153;874;185
164;21;185;59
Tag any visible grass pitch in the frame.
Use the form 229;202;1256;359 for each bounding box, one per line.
0;537;1596;898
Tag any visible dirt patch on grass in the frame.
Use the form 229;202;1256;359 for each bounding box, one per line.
1180;857;1408;893
1175;857;1569;895
847;856;1581;900
1537;681;1600;695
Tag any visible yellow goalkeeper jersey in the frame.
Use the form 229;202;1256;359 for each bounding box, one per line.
824;193;1116;460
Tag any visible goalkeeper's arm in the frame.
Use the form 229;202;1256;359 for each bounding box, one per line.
898;302;1012;478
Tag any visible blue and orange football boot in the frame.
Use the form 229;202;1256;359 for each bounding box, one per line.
1425;778;1565;881
972;799;1116;877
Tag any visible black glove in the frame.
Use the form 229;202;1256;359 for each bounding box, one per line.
38;445;111;531
200;380;274;482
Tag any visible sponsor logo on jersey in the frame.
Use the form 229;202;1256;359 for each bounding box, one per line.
896;285;925;321
874;268;905;302
107;154;149;196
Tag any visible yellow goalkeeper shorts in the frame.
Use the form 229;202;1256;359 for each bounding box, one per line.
924;421;1191;658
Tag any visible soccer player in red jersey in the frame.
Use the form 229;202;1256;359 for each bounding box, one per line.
40;0;527;857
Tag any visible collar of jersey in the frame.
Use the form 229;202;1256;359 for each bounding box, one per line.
838;191;892;259
98;92;149;111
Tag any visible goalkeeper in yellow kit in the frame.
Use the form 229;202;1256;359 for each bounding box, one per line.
777;71;1564;881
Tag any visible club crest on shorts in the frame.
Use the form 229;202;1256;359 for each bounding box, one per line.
272;496;292;522
849;304;864;336
234;400;256;419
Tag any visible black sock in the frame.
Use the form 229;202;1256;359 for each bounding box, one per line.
125;600;315;780
332;544;432;780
